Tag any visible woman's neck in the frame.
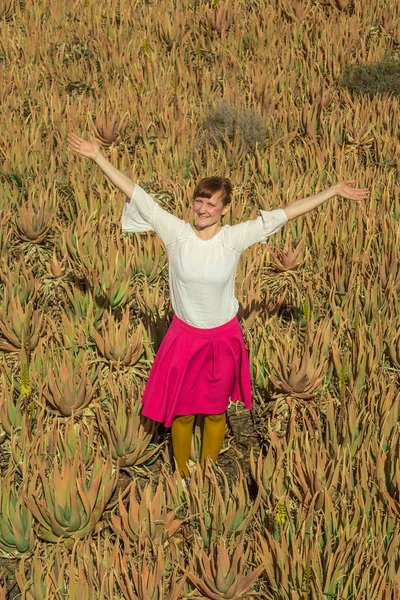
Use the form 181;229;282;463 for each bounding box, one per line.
191;222;222;240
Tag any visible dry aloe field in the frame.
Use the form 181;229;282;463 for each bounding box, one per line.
0;0;399;598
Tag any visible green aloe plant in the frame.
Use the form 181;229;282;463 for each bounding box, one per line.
131;233;167;282
188;461;261;550
33;415;97;471
249;441;291;514
16;548;67;599
41;346;100;416
62;277;106;333
0;468;36;555
268;319;331;399
0;377;24;438
0;298;45;352
187;534;264;600
62;537;117;600
63;215;134;310
110;477;183;549
96;376;158;467
115;541;187;600
14;187;54;244
0;259;40;307
25;450;118;548
91;309;144;368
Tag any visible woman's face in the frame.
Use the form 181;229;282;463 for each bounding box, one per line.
192;190;230;229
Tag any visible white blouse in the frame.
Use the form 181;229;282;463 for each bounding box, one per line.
122;184;288;328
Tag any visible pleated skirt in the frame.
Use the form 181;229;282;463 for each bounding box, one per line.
140;314;253;427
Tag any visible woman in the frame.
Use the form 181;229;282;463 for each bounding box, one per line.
67;132;369;485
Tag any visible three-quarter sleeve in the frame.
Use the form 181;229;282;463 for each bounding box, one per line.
224;208;288;254
121;183;186;245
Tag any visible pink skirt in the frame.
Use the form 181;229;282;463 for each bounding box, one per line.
140;314;252;427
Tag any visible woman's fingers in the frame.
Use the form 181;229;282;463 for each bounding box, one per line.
67;132;100;160
67;132;82;143
67;133;90;153
67;133;83;149
347;187;370;201
337;180;370;200
67;132;90;150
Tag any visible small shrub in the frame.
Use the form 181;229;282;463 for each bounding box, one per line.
340;59;400;97
236;107;269;152
202;100;268;153
202;100;236;141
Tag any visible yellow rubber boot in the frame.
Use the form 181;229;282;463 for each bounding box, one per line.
200;412;227;467
171;414;195;478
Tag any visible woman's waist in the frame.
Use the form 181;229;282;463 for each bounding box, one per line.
170;312;241;337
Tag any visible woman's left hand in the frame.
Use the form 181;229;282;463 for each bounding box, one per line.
334;180;370;201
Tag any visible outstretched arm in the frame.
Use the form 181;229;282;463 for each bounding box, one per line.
282;180;370;221
67;132;135;199
68;132;186;244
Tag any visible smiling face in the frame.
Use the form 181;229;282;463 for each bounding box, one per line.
192;190;230;230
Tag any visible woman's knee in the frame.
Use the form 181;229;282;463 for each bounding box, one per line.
173;414;195;425
205;412;226;423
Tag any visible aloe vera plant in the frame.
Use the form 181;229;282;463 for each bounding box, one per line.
187;534;264;600
249;441;291;512
267;236;305;272
0;259;40;306
268;320;331;399
62;277;105;333
16;548;67;599
188;461;261;549
0;468;36;555
63;215;134;310
235;274;266;330
0;215;11;267
90;244;134;311
96;376;158;467
114;541;187;600
41;347;100;416
156;10;190;49
0;0;399;595
386;328;400;370
0;377;24;437
33;416;97;470
45;246;68;279
131;232;167;282
289;443;344;509
0;298;45;352
62;537;117;599
91;309;144;367
14;187;54;244
136;278;170;352
25;450;118;547
208;1;233;33
110;477;183;549
92;110;128;148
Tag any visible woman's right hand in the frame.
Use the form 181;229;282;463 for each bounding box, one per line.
67;132;101;161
